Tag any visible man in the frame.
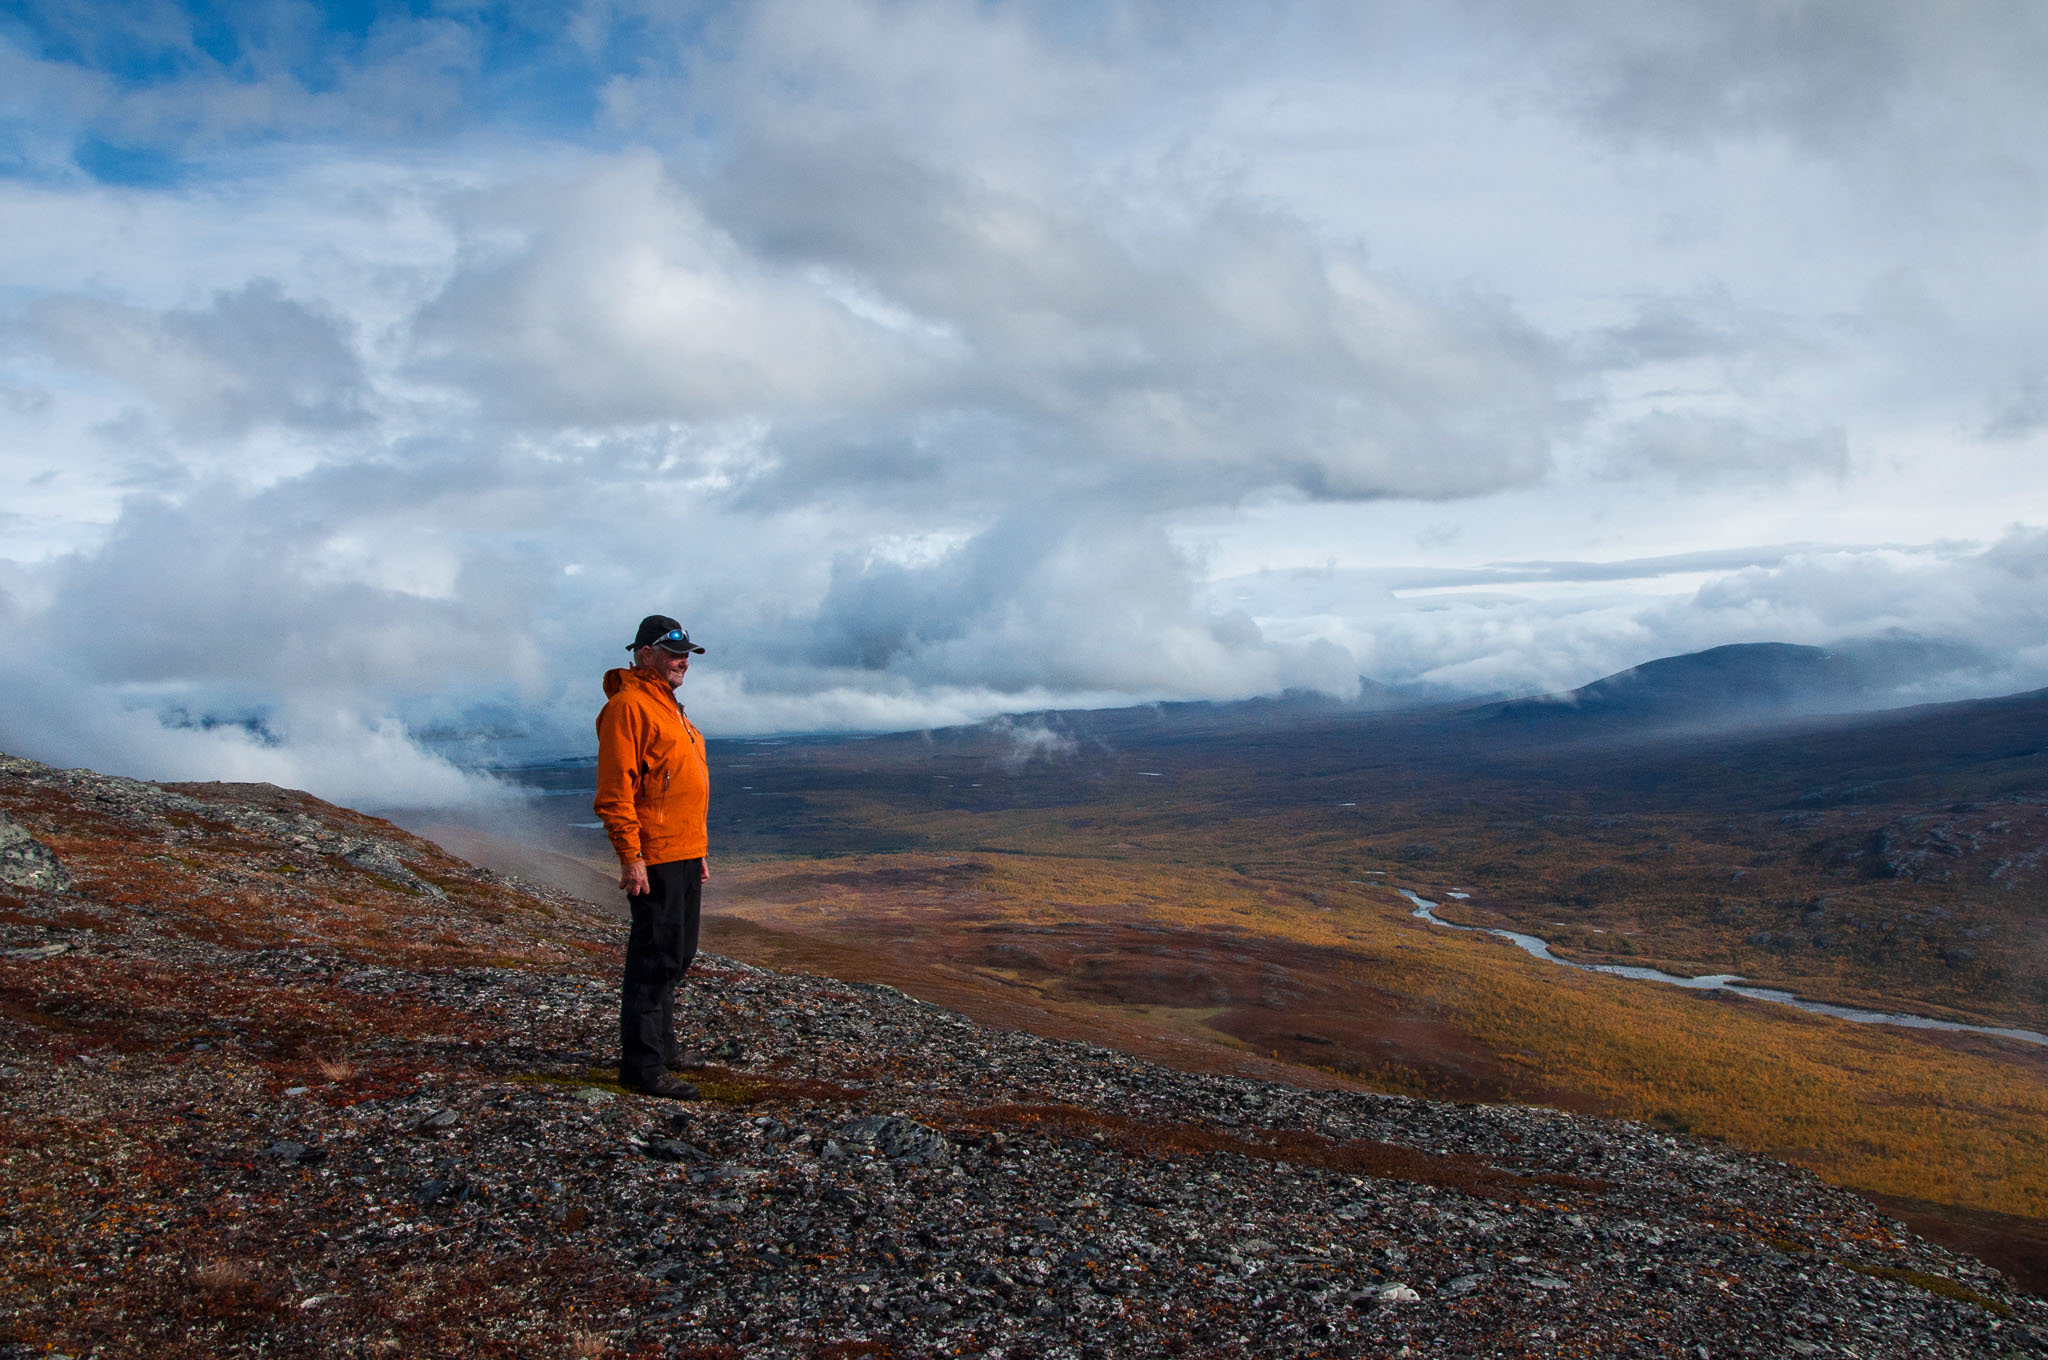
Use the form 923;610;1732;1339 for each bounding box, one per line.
594;614;712;1099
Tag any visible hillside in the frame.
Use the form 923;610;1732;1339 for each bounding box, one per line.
1490;638;1997;732
5;753;2046;1357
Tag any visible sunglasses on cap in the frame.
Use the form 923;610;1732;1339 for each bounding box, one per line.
648;629;705;654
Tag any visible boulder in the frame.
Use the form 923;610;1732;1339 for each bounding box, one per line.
0;811;70;892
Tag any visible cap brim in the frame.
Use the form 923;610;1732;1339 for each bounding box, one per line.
654;642;706;655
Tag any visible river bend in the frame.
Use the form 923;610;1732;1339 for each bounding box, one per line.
1397;889;2048;1049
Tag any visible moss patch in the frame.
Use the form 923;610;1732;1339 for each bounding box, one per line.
1840;1261;2013;1318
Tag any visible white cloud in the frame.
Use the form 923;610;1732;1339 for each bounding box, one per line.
987;716;1079;769
780;511;1358;698
408;136;1572;508
411;153;953;426
1490;0;2048;162
0;659;512;810
1;1;2047;800
1211;531;2048;702
29;279;367;438
1596;411;1849;485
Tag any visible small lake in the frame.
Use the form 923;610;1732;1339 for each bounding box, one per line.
1398;889;2048;1049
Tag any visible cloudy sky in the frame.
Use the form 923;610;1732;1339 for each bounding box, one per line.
4;0;2048;804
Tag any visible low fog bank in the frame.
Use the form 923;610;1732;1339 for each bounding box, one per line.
380;796;624;920
1210;529;2048;705
5;528;2047;814
0;662;520;811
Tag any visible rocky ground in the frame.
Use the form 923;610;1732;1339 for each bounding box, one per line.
3;752;2044;1359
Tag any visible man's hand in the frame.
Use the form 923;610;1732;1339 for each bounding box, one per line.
700;856;712;884
620;859;650;896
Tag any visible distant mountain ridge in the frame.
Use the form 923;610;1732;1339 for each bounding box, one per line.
470;637;2006;776
931;636;2001;752
1492;637;1998;732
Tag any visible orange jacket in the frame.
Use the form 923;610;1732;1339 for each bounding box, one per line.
593;666;710;867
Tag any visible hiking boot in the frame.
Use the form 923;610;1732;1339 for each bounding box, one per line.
625;1074;699;1101
666;1051;709;1073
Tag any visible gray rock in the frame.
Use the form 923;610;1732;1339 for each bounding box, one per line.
2;943;71;961
340;841;446;899
0;812;70;892
635;1136;709;1163
264;1140;323;1164
833;1114;951;1165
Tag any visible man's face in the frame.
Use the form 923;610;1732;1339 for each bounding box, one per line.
641;645;691;689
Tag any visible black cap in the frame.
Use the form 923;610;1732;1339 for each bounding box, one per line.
629;615;706;655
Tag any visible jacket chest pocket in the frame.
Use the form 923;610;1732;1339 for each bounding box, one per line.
647;767;670;825
637;727;685;814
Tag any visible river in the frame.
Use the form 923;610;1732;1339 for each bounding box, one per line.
1396;889;2048;1049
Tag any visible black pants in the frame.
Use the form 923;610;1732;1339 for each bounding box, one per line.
618;857;702;1087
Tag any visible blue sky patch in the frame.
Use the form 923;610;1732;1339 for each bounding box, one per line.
73;135;188;186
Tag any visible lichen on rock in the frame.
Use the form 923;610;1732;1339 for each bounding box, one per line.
0;808;70;892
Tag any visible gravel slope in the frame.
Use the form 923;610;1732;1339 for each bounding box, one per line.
2;753;2043;1358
